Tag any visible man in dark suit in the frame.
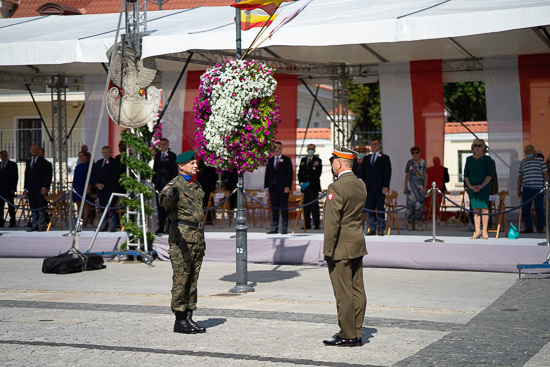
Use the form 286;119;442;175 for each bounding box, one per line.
152;138;178;233
24;145;52;232
264;141;293;234
362;138;392;236
298;144;322;229
197;160;218;225
114;141;127;194
93;145;120;232
0;150;18;228
323;148;367;347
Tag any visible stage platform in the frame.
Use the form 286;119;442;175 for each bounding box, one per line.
1;224;549;274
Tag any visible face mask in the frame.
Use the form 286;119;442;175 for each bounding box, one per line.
358;153;365;159
525;154;534;159
307;150;314;156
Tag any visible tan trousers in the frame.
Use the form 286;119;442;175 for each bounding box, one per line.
329;257;366;339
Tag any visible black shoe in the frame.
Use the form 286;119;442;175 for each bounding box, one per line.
281;229;288;234
174;311;197;334
314;225;321;230
355;337;363;346
8;223;16;228
267;228;278;234
301;225;312;230
27;227;38;232
186;310;206;333
109;227;117;232
520;228;533;234
323;335;361;347
99;227;108;232
37;227;46;232
377;231;385;236
365;230;376;236
155;228;165;234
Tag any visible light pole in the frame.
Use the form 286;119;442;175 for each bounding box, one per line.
230;1;254;293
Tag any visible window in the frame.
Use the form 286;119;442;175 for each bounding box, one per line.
17;119;42;161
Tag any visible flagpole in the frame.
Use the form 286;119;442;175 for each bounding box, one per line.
242;12;276;59
243;34;270;58
231;0;254;294
236;1;242;59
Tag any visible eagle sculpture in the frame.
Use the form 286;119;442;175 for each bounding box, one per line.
106;46;160;128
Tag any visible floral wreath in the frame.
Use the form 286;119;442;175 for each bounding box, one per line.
193;58;281;173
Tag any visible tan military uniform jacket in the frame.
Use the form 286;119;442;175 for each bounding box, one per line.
323;171;368;261
159;175;205;243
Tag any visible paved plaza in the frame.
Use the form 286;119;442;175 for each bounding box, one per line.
0;256;549;366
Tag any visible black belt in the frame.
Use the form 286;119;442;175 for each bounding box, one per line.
171;220;204;229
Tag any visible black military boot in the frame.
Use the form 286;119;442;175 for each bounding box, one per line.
186;310;206;333
174;311;196;334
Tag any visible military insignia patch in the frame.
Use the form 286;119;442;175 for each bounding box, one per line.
328;193;333;200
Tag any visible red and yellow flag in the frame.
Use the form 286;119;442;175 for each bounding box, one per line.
231;0;283;31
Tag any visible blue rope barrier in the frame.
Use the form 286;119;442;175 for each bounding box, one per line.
0;191;67;212
437;188;544;217
203;189;237;212
363;190;431;214
242;190;327;211
72;190;126;210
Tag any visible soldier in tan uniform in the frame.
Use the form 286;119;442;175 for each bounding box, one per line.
323;148;368;347
159;150;206;334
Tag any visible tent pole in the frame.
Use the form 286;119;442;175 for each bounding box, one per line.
298;84;319;160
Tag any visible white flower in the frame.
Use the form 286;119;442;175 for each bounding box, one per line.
200;59;277;158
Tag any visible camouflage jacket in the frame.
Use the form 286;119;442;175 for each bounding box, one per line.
159;175;205;243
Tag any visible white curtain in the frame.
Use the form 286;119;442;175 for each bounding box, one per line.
83;74;110;162
379;62;415;204
160;71;186;155
484;56;523;207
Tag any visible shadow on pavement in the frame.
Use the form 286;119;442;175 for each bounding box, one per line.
219;266;301;284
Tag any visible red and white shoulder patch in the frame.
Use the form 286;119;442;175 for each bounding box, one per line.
328;193;334;200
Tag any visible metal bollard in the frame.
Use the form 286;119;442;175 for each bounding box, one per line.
425;182;443;243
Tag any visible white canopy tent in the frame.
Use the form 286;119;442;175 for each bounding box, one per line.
0;0;549;85
1;0;549;200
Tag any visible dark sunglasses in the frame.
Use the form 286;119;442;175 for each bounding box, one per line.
411;151;420;154
473;144;484;148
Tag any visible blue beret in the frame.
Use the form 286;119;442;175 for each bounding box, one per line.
176;150;196;164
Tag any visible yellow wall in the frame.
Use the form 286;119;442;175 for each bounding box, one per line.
0;93;85;161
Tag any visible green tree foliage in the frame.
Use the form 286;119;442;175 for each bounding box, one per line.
119;126;156;248
348;82;381;131
443;81;486;122
347;81;487;132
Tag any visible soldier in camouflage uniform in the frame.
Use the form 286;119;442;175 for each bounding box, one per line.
159;150;207;334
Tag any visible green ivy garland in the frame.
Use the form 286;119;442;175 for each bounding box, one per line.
119;126;156;248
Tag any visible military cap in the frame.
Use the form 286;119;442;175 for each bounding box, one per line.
176;150;196;164
329;148;354;161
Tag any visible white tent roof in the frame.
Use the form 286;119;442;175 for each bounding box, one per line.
1;0;549;83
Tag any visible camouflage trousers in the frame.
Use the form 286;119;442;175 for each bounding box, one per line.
168;236;205;313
